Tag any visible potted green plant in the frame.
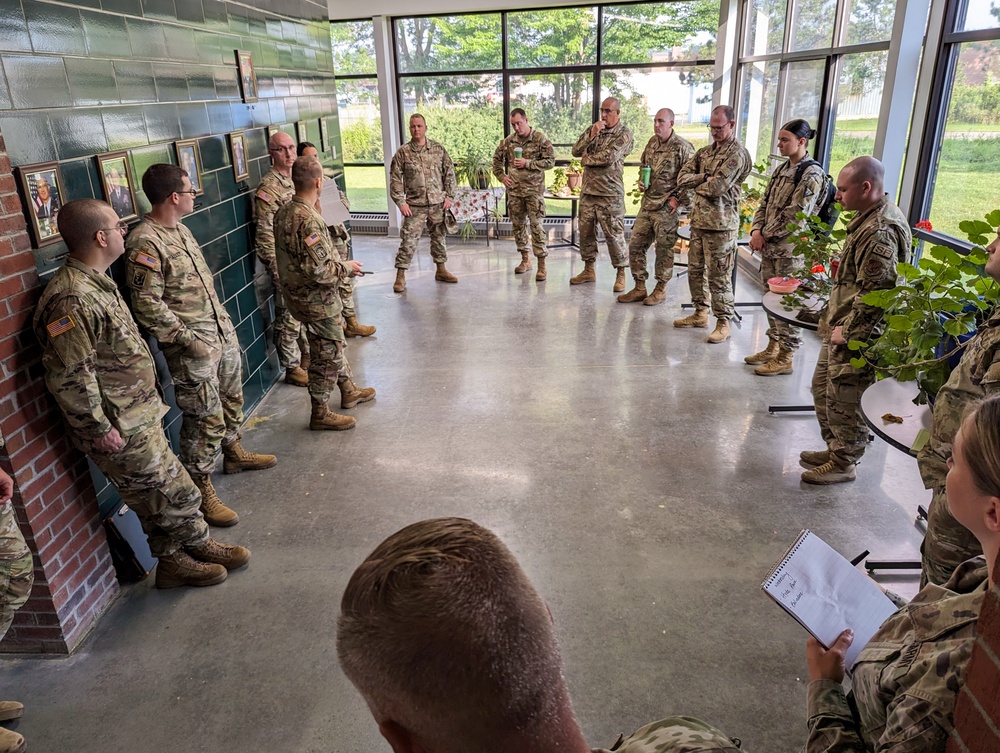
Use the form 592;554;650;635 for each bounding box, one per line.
549;167;568;196
566;158;583;191
778;208;853;317
455;144;492;190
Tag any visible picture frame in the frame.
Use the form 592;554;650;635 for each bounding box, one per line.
96;151;138;222
235;49;258;104
319;118;330;153
174;139;204;196
267;125;280;141
296;121;308;145
229;131;249;182
17;161;65;248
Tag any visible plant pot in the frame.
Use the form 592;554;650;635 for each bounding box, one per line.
566;172;582;189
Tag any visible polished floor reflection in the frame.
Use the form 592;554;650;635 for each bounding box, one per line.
3;236;926;753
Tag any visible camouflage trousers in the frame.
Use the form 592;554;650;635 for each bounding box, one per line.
508;194;548;257
628;207;679;283
164;329;244;476
921;484;983;587
304;318;352;403
687;228;736;320
84;427;209;557
0;502;33;639
759;256;802;351
396;204;447;269
811;340;874;465
579;194;627;267
272;277;356;369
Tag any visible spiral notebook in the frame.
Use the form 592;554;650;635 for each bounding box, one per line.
762;530;898;669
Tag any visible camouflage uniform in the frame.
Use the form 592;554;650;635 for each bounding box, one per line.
628;133;695;284
34;257;209;557
811;195;911;466
675;135;752;320
572;121;635;267
592;716;741;753
492;127;555;258
273;196;355;402
126;218;244;477
389;139;456;269
915;305;1000;585
0;440;33;639
806;557;987;753
751;160;825;351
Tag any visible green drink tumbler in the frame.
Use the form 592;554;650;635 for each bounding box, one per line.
641;166;651;187
514;147;523;159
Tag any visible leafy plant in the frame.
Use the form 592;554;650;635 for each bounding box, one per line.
549;167;568;195
455;143;493;189
567;158;583;174
779;208;852;312
739;160;770;236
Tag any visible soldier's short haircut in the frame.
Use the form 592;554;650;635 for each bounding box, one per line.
510;108;527;120
142;164;188;205
843;156;884;192
60;199;114;253
962;396;1000;499
291;156;323;190
409;113;426;126
712;104;735;123
337;518;570;752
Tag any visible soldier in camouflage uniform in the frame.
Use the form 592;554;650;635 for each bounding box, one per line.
570;97;635;292
915;227;1000;585
746;119;825;376
34;199;249;589
0;458;31;753
492;108;555;281
673;106;752;344
338;517;741;753
127;165;277;528
800;157;911;484
389;114;458;292
274;157;375;431
618;108;694;307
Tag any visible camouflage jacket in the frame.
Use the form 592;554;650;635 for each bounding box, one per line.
125;217;235;347
806;557;987;753
273;196;353;329
33;257;167;442
389;139;456;207
918;303;1000;489
592;716;741;753
572;121;635;199
491;128;555;198
636;132;695;214
676;135;752;231
823;195;911;343
254;168;294;270
751;159;826;257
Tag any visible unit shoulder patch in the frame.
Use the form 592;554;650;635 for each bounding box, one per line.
132;251;159;270
257;189;274;203
46;315;76;338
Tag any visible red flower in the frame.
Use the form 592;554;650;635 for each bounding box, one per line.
916;220;933;232
811;264;826;274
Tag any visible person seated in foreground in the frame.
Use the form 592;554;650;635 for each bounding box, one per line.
805;394;1000;752
337;517;741;753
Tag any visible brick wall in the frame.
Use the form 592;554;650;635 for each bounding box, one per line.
0;131;119;654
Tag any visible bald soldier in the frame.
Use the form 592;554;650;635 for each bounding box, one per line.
571;97;635;292
35;199;249;589
618;108;695;306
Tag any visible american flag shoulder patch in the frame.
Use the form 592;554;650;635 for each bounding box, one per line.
257;189;273;202
46;316;76;337
305;232;321;247
133;251;159;270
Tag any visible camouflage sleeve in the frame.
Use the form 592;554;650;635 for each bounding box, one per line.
675;151;705;191
571;128;591;158
492;139;507;181
442;147;456;200
297;217;351;286
805;679;865;753
389;149;406;206
529;133;554;172
580;128;632;168
697;148;752;198
254;189;279;270
126;237;193;347
38;296;114;439
338;189;351;211
841;238;902;343
672;141;697;206
767;167;825;241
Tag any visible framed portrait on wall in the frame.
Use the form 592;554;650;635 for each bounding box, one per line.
229;131;249;182
96;151;138;222
235;49;258;104
319;118;330;153
296;121;308;145
174;139;204;196
17;162;65;248
267;125;280;141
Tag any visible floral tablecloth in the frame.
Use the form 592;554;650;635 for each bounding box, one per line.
451;187;505;223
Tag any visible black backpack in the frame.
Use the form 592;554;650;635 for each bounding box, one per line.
764;157;838;229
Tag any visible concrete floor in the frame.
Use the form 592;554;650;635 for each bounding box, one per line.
3;236;927;753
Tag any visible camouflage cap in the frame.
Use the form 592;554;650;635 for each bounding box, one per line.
444;208;458;235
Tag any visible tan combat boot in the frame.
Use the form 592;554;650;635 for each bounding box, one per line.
569;260;596;285
0;727;24;753
186;538;251;570
799;449;831;468
514;252;532;274
617;281;647;303
340;378;376;409
393;268;406;293
706;320;731;343
435;262;458;283
535;256;547;282
155;550;228;588
300;352;310;371
673;308;709;328
801;458;857;485
0;703;23;723
643;281;667;306
310;401;357;431
284;366;308;387
744;339;779;365
754;347;794;376
192;474;239;527
613;267;627;292
222;438;277;474
344;315;376;338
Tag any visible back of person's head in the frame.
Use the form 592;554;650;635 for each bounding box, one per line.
963;396;1000;499
142;164;186;205
297;141;316;157
780;119;816;141
291;156;323;191
59;199;112;254
337;518;571;752
843;156;884;192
